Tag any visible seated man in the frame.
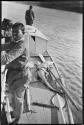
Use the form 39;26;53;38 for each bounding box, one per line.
1;18;13;40
1;18;13;51
1;22;32;123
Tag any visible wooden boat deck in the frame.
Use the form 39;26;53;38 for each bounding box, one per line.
19;87;59;124
18;51;60;124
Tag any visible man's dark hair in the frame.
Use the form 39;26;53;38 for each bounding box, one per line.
12;22;25;34
29;5;32;9
2;18;13;30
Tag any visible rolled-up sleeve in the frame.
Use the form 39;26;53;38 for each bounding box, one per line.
1;51;7;65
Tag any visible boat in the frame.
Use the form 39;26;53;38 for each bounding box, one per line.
1;25;78;124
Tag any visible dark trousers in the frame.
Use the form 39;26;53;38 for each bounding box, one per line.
26;20;33;26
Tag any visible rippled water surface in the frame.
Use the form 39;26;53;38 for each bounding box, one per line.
2;1;82;123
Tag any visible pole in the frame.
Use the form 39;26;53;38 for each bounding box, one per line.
49;69;79;111
47;51;79;111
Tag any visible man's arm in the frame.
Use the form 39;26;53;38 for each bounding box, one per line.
1;41;25;65
32;11;35;20
1;43;12;51
25;10;28;20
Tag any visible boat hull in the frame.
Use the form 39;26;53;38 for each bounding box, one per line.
18;51;74;124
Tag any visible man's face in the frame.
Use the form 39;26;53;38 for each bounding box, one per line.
5;28;12;37
1;28;12;38
12;28;23;41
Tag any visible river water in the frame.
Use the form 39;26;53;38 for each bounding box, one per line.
2;1;82;123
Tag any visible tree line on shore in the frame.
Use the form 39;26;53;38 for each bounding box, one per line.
15;1;83;13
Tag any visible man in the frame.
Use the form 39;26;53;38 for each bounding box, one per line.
1;18;14;53
25;5;35;25
1;18;13;44
1;22;32;123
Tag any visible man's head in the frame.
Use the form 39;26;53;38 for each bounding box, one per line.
29;5;33;10
2;18;13;30
12;22;25;41
1;18;13;38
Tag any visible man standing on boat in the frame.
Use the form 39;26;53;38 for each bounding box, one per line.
25;5;35;25
1;22;32;124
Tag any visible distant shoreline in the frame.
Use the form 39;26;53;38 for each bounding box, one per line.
14;1;83;13
38;2;83;13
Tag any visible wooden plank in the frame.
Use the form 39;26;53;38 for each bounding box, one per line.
19;87;58;124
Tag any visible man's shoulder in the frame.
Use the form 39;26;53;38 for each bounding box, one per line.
1;42;14;51
26;9;29;13
6;40;24;52
12;40;24;49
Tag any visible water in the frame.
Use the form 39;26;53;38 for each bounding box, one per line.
2;1;82;123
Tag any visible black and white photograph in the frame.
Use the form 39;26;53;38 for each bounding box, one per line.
1;1;83;124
